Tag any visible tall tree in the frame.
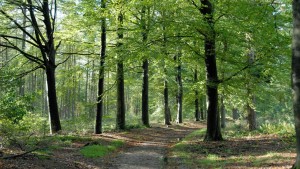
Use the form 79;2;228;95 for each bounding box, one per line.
292;0;300;168
95;0;107;134
116;9;126;130
175;37;183;124
141;5;150;127
199;0;223;141
0;0;61;133
194;68;200;121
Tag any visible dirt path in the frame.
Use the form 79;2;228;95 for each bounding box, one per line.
0;122;203;169
101;122;203;169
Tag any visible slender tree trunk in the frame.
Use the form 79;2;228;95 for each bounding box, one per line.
142;59;149;126
164;74;171;125
175;50;183;124
194;69;200;121
116;12;126;130
141;6;150;127
200;96;205;120
247;95;256;130
162;12;171;125
232;108;239;120
292;1;300;168
95;0;106;134
220;95;226;128
45;65;61;133
200;0;223;141
19;8;26;96
247;48;257;131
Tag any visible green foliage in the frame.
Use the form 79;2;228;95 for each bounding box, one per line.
259;121;295;138
0;91;33;124
0;112;48;149
80;140;124;158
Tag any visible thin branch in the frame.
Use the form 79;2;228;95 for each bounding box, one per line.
0;34;39;48
2;148;38;159
220;58;261;83
0;10;38;44
56;55;72;67
59;52;100;56
0;53;21;70
1;38;44;65
183;41;205;59
16;64;44;78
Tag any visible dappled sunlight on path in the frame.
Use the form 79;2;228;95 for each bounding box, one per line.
102;122;204;169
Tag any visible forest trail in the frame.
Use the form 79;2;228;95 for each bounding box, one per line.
0;122;204;169
102;122;204;169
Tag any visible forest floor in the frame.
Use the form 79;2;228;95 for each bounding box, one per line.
0;121;296;169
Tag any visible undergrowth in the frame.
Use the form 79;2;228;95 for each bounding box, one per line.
171;121;295;168
80;140;124;158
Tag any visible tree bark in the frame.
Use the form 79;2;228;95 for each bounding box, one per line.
220;95;226;128
200;0;223;141
141;6;150;127
292;1;300;168
194;69;200;121
45;65;61;133
200;96;205;120
247;48;257;131
162;12;171;126
116;12;126;130
175;49;183;124
95;0;106;134
164;76;171;125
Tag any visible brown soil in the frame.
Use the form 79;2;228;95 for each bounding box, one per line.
0;122;296;169
0;122;201;169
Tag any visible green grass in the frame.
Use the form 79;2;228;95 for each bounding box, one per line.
171;122;295;168
80;140;124;158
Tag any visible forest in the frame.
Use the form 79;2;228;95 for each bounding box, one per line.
0;0;300;168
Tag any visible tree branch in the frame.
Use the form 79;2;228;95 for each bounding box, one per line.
0;34;39;48
0;10;38;44
0;38;44;65
220;58;261;83
2;148;38;159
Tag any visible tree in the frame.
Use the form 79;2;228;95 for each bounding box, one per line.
116;8;126;130
194;68;200;121
199;0;223;141
0;0;61;133
175;36;183;124
95;0;107;134
292;0;300;168
141;4;150;127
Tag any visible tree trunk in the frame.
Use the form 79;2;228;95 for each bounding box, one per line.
247;48;257;131
247;96;256;130
161;11;171;126
45;66;61;133
19;8;26;96
142;59;150;126
232;108;239;120
95;0;106;134
292;1;300;168
116;12;126;130
194;69;200;121
175;51;183;124
220;95;226;128
200;96;205;120
200;0;223;141
141;6;150;127
116;62;125;130
164;77;171;125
